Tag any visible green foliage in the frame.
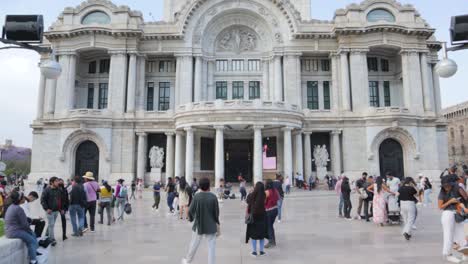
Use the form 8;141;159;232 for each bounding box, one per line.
3;160;30;176
0;219;4;237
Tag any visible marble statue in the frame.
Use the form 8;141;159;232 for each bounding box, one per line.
149;146;164;169
313;145;330;180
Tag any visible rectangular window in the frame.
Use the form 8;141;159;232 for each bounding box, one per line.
232;81;244;99
88;61;96;74
87;83;94;109
381;59;389;72
369;81;380;107
307;81;319;110
216;81;227;100
159;60;173;72
248;59;260;71
146;61;156;73
216;60;229;72
99;59;110;74
323;81;331;110
301;59;319;72
321;59;330;72
367;57;378;72
384;81;391;107
249;81;260;99
232;60;244;71
98;83;108;109
158;82;170;111
147;82;154;111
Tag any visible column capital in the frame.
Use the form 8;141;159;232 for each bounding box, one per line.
165;132;175;136
174;52;193;58
303;131;313;135
213;125;225;131
108;49;128;56
329;52;340;59
349;48;369;55
281;126;294;132
331;130;342;135
399;49;421;55
136;132;147;137
293;130;303;136
175;130;185;136
184;126;195;132
253;125;264;130
56;50;77;56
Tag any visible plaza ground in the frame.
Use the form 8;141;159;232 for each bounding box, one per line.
30;188;447;264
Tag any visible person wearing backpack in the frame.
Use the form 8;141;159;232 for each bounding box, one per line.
115;179;128;221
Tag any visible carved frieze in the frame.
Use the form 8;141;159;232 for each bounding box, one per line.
216;27;258;53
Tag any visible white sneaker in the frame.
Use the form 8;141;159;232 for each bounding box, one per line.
446;255;462;263
412;225;417;230
181;258;190;264
277;220;281;223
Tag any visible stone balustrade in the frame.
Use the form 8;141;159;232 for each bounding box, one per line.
0;238;28;264
176;99;300;112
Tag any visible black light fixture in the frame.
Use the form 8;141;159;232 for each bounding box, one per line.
2;15;44;42
451;15;468;45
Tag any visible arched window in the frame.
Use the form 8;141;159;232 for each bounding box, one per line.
452;146;457;156
367;9;396;23
82;11;111;25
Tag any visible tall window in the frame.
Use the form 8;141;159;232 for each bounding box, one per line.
216;60;229;72
367;57;378;72
321;59;330;72
381;59;389;72
301;59;319;72
451;128;455;139
87;83;94;109
307;81;319;110
452;146;456;155
232;60;244;71
462;145;466;155
460;126;465;141
384;81;391;107
88;61;97;74
98;83;108;109
158;82;170;111
248;60;260;71
99;59;110;73
369;81;380;107
323;81;331;110
232;81;244;99
216;81;227;100
159;60;173;72
249;81;260;99
147;82;154;111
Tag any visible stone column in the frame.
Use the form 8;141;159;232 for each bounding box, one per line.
36;73;47;119
46;79;57;115
432;63;442;115
282;127;293;179
331;130;342;177
136;55;146;112
283;54;301;105
215;126;225;188
420;53;434;112
175;56;182;107
207;59;215;101
185;127;194;183
55;53;76;116
253;125;263;184
177;55;194;105
274;56;283;101
331;54;340;111
67;54;77;111
108;51;128;114
194;56;203;102
262;60;270;101
202;58;208;101
126;53;137;113
303;132;312;181
349;50;369;112
401;50;424;114
136;132;148;184
175;131;185;177
294;132;304;178
340;51;351;111
165;132;175;183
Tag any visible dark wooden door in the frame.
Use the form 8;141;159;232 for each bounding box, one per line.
75;140;100;180
225;140;253;183
379;138;404;178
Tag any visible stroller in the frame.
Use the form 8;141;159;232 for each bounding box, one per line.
387;194;401;224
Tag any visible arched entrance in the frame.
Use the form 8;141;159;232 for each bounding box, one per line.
75;140;100;180
379;138;404;178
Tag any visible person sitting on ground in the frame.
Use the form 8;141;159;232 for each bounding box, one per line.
5;191;39;264
20;191;46;238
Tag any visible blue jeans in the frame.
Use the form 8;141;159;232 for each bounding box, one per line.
266;208;278;244
69;204;84;235
10;230;38;261
45;211;59;240
338;193;344;216
277;199;283;221
167;192;175;212
424;189;432;205
251;239;265;252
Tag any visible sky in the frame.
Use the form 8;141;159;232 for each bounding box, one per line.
0;0;467;148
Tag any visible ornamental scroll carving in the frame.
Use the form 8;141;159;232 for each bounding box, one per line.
216;27;257;53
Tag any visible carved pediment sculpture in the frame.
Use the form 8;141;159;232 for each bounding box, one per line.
216;26;257;53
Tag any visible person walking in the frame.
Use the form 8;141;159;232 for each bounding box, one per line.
355;172;367;219
115;179;128;221
341;176;352;220
98;181;113;225
178;177;191;220
152;180;161;211
191;178;199;195
422;175;433;207
367;176;395;226
272;175;284;223
264;179;279;248
182;177;220;264
166;177;176;214
239;178;247;201
137;179;144;199
284;176;291;194
335;176;344;217
130;180;136;200
40;177;61;246
69;176;87;237
246;181;268;257
398;177;419;241
83;172;100;232
5;191;39;264
58;178;69;241
363;176;375;222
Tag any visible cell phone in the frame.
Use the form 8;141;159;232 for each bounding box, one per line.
457;197;462;201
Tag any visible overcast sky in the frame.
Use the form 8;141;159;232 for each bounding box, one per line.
0;0;467;147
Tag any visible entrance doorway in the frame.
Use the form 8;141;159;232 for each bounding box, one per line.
225;139;253;183
379;138;404;178
75;140;100;180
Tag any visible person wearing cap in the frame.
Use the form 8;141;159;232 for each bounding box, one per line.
438;176;468;263
82;172;100;232
40;177;61;246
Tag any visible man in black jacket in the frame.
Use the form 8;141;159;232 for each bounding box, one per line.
69;176;87;237
58;179;69;241
40;177;61;246
273;174;285;223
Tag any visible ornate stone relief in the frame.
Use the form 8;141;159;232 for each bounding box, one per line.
216;27;257;53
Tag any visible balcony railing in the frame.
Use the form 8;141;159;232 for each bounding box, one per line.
176;100;300;112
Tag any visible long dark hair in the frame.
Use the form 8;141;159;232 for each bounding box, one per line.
104;181;111;192
179;177;187;191
403;177;416;186
376;176;383;193
265;179;274;190
249;182;266;215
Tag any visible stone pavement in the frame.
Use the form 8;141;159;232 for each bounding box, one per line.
30;188;448;264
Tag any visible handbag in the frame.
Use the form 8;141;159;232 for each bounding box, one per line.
359;188;368;199
124;203;132;215
245;204;254;224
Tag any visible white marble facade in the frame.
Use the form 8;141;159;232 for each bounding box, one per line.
30;0;448;184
